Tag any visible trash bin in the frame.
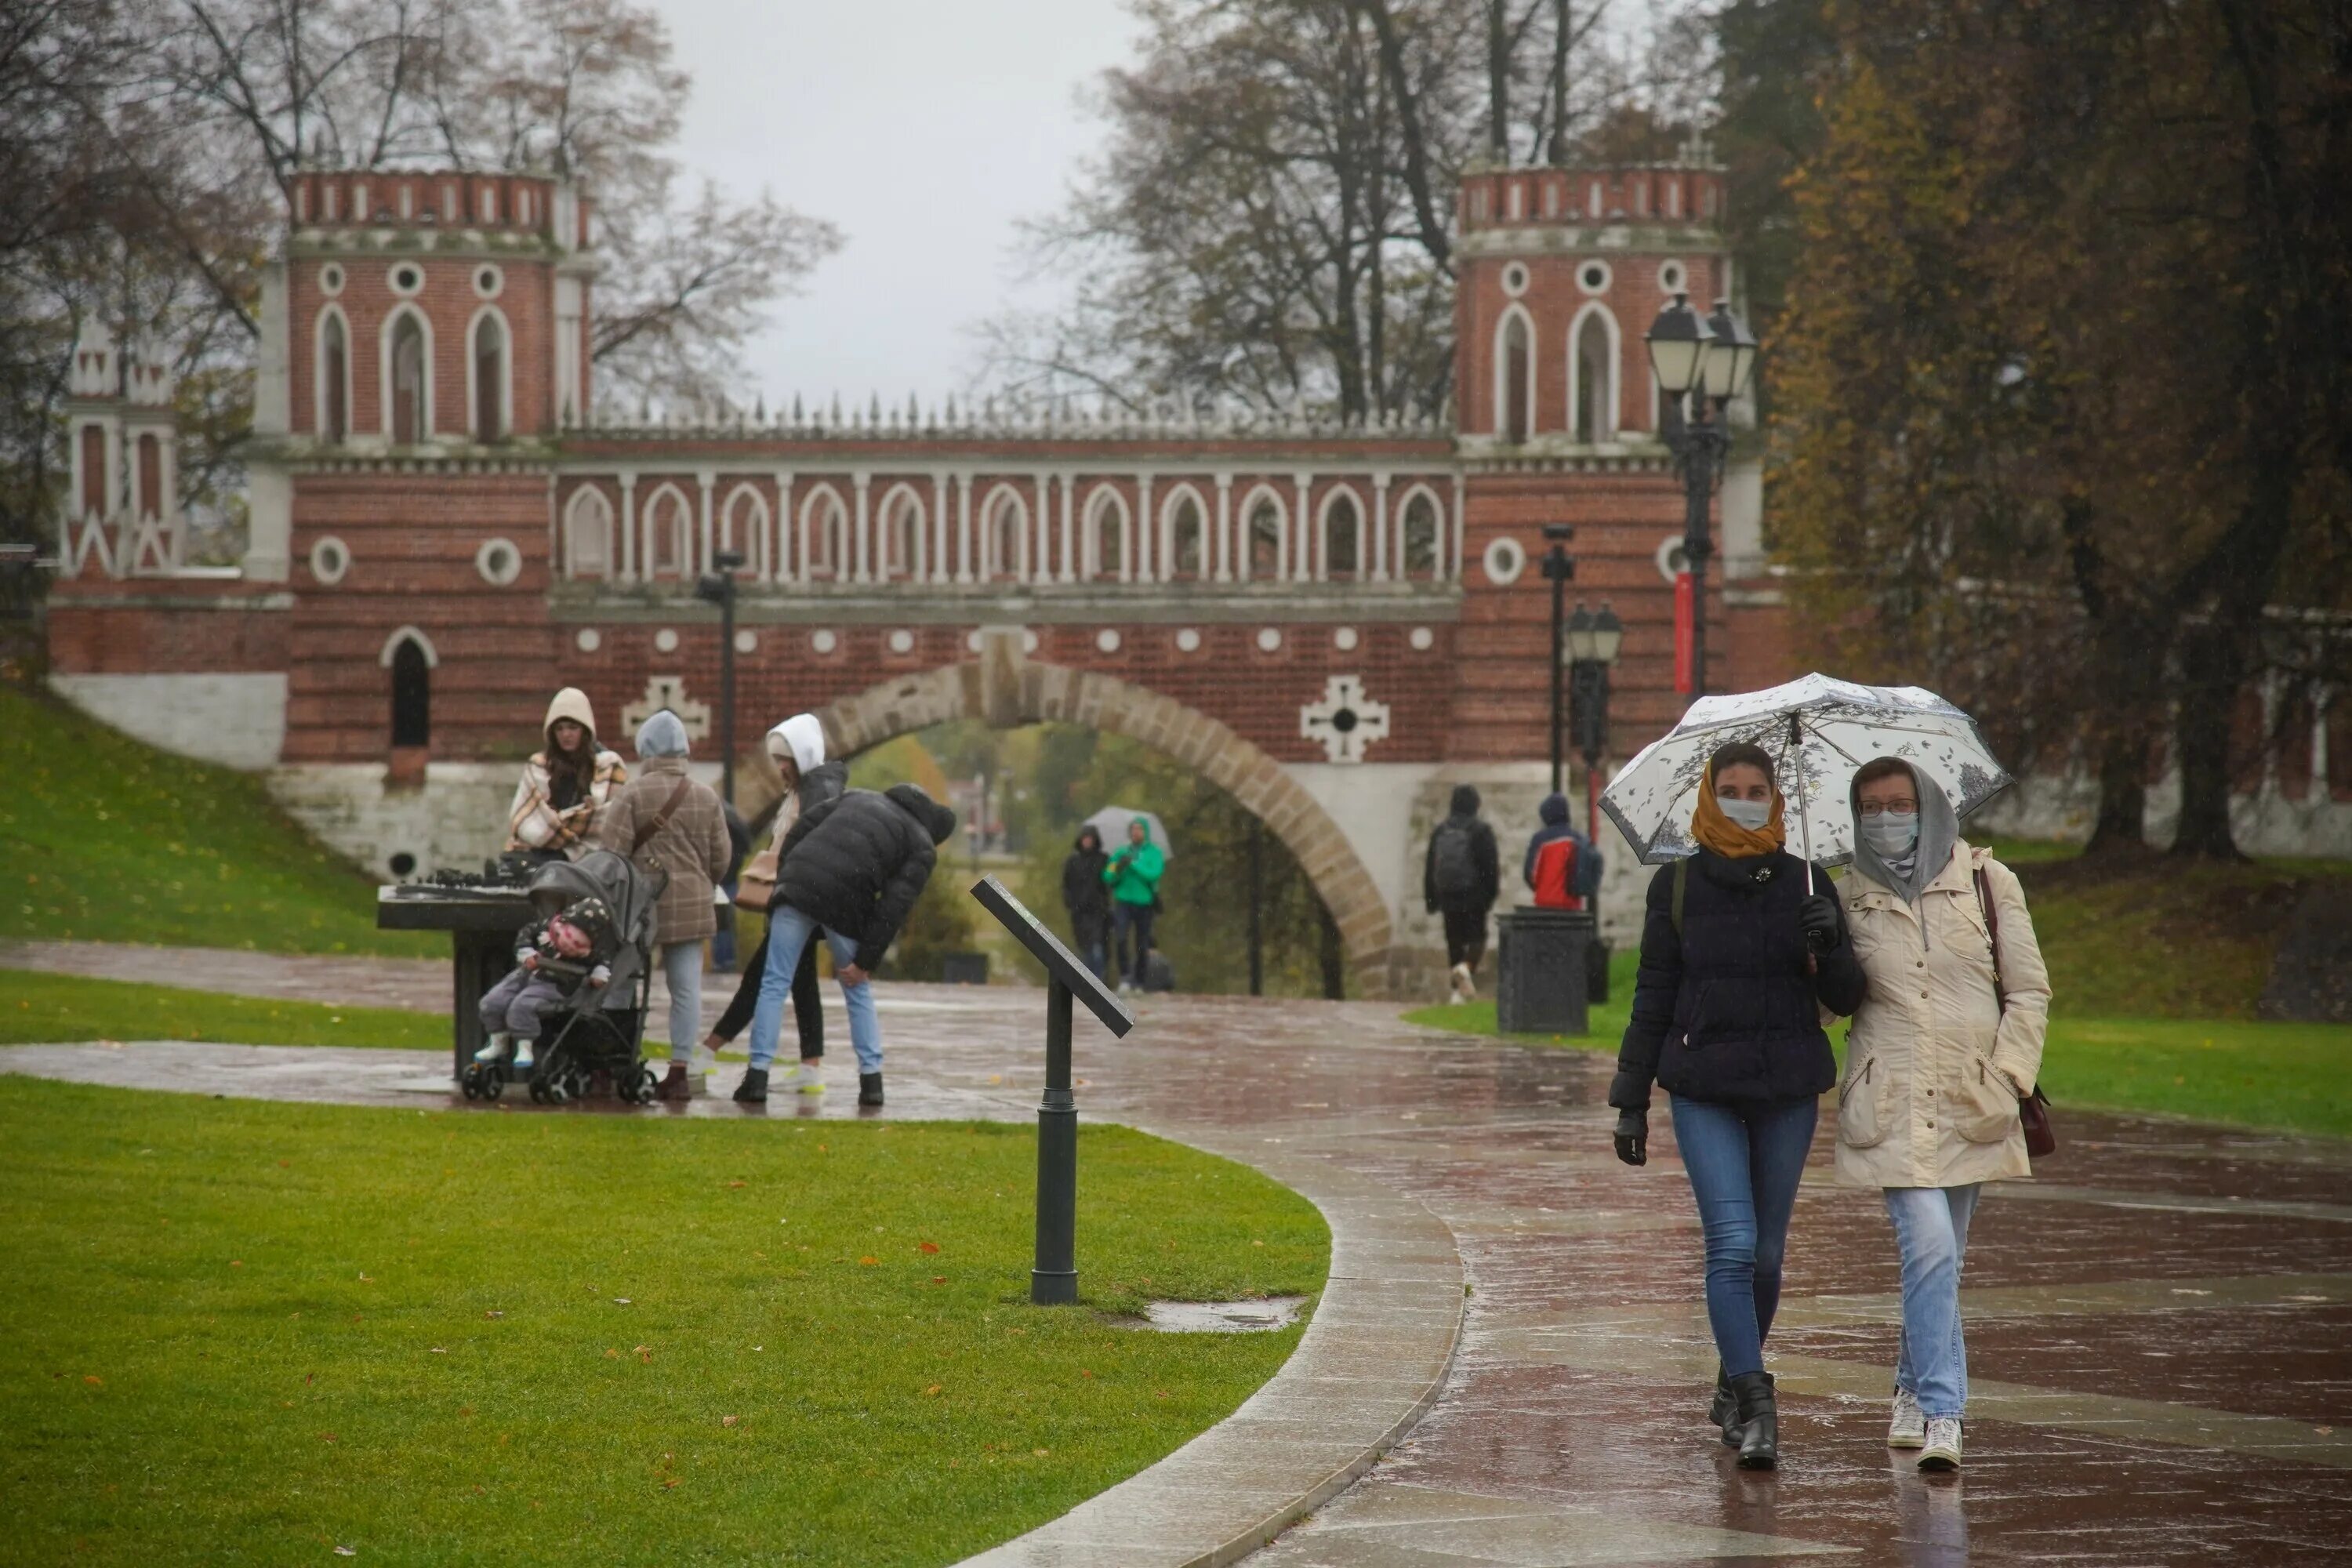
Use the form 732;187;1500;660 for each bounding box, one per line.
1496;908;1593;1036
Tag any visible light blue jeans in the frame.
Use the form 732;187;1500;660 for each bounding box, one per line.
659;941;702;1065
1884;1184;1982;1418
749;905;880;1075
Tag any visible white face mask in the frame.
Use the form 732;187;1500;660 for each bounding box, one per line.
1719;797;1773;833
1863;811;1921;858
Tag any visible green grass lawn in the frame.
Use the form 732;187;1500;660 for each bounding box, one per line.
2;968;448;1050
0;1077;1328;1566
0;683;436;956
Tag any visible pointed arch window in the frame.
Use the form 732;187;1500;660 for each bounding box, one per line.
644;486;693;580
471;312;506;441
1572;306;1619;443
1241;490;1286;581
1399;488;1443;580
802;490;848;579
878;487;924;581
564;488;614;580
1085;489;1129;581
1164;491;1205;580
388;313;428;445
981;490;1027;582
1496;312;1533;443
1321;491;1363;582
389;637;431;748
721;486;769;580
318;311;348;443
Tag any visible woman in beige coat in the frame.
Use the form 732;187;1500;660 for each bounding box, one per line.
1836;757;2049;1474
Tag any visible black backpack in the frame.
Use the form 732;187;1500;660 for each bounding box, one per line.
1431;820;1479;903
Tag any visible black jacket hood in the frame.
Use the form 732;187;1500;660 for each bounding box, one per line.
1538;792;1569;826
886;782;958;846
1448;784;1482;817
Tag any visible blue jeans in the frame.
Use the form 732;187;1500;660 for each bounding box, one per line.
1670;1094;1818;1378
1885;1184;1981;1418
748;905;880;1075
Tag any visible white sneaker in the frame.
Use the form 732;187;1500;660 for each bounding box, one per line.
511;1038;535;1072
777;1062;825;1094
1918;1416;1962;1472
472;1033;512;1065
1887;1387;1926;1449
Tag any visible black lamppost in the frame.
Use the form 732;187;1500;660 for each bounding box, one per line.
1645;295;1759;702
1541;524;1575;795
1566;601;1624;869
694;548;746;803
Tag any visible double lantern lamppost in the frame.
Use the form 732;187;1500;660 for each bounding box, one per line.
693;548;747;804
1643;295;1759;702
1566;601;1624;856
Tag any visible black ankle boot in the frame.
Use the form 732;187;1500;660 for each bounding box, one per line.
1728;1370;1778;1469
858;1072;884;1107
1709;1364;1737;1444
732;1068;768;1104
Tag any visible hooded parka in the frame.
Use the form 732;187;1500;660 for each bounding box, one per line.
1835;840;2051;1189
772;784;957;969
506;688;627;855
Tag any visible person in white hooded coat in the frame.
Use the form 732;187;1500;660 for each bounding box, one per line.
504;688;627;858
1835;756;2050;1474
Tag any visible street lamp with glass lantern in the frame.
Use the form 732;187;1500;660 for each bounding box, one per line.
693;548;747;803
1541;524;1576;796
1646;294;1759;702
1566;601;1623;853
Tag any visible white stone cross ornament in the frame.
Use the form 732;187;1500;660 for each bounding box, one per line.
1300;674;1391;764
622;674;711;739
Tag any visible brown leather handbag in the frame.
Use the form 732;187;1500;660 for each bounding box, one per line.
1976;866;2057;1159
733;848;777;913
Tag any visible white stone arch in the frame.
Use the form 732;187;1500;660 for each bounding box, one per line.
720;482;770;579
463;303;513;441
874;481;927;582
1316;483;1368;582
1393;481;1446;581
1566;299;1622;443
563;485;615;581
978;485;1029;582
1082;485;1133;583
808;661;1397;994
799;485;849;579
379;303;434;444
312;303;353;442
377;624;440;667
1235;483;1288;583
1492;303;1537;441
639;481;696;581
1158;481;1210;581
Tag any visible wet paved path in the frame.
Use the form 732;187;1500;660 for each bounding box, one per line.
7;940;2352;1564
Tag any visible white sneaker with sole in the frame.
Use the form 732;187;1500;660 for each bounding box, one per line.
511;1038;535;1072
473;1032;513;1065
776;1062;825;1094
1918;1416;1962;1472
1887;1387;1926;1448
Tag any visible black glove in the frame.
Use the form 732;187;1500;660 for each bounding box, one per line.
1798;893;1844;956
1613;1108;1648;1167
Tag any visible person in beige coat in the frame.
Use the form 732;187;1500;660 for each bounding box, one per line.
594;710;732;1098
504;688;627;858
1835;757;2050;1474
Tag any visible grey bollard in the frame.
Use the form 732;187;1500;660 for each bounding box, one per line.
1496;908;1594;1036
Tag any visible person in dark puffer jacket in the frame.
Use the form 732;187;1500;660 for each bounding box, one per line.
1606;741;1864;1472
737;782;956;1107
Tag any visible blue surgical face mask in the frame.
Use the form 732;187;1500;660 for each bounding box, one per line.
1720;797;1773;833
1863;811;1920;858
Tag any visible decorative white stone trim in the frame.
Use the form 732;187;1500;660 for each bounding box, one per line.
575;628;601;652
473;263;503;299
309;535;350;584
1410;626;1436;651
1097;628;1121;653
621;675;710;740
1501;261;1530;298
1300;673;1391;764
318;263;345;296
1257;626;1283;652
387;261;424;297
734;630;758;654
1654;533;1690;583
812;629;838;655
1576;258;1612;295
378;625;437;667
475;536;521;586
653;627;680;652
1176;627;1202;653
1333;626;1359;652
1483;536;1528;586
888;629;915;654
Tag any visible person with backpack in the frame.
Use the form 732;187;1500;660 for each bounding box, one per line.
1605;742;1865;1471
1102;818;1163;994
1835;756;2050;1474
593;710;733;1101
1423;785;1500;1002
1523;791;1602;909
738;782;956;1107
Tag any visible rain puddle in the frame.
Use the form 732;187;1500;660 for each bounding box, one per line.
1131;1296;1308;1334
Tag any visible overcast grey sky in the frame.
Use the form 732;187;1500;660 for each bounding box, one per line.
655;1;1141;407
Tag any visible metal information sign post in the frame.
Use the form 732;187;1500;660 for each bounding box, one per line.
969;875;1136;1305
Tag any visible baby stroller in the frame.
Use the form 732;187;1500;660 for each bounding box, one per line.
459;848;667;1106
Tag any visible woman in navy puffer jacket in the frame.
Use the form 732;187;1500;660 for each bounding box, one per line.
1606;741;1865;1471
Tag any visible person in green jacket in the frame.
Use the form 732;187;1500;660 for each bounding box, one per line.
1103;817;1164;993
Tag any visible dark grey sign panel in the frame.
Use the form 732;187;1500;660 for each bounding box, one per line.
969;875;1135;1038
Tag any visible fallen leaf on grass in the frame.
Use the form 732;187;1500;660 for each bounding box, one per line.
923;1385;942;1397
82;1376;101;1387
430;1348;447;1355
1080;1369;1094;1379
633;1345;653;1363
721;1415;739;1427
1033;1447;1049;1457
334;1548;356;1557
931;1276;946;1285
858;1256;878;1266
230;1261;243;1269
613;1298;632;1305
485;1311;504;1319
728;1181;746;1189
358;1274;373;1283
1152;1389;1170;1399
604;1348;619;1359
319;1433;336;1444
918;1241;940;1254
661;1477;681;1491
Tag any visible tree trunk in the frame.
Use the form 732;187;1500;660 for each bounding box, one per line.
2082;727;2150;856
2169;629;2245;859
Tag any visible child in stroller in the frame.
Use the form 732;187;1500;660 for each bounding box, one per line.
471;895;618;1074
462;849;668;1105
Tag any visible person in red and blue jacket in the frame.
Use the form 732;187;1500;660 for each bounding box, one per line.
1523;792;1601;910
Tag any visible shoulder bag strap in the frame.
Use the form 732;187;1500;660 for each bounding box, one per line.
1973;865;2005;1014
631;776;693;855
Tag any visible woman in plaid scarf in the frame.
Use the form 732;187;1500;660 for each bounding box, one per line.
505;688;627;859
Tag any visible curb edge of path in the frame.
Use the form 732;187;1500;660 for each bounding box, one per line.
957;1125;1465;1567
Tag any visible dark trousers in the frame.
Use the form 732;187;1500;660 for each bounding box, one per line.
1441;907;1489;967
710;924;824;1057
1112;902;1155;986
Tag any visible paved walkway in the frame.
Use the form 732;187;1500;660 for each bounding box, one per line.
7;939;2352;1564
